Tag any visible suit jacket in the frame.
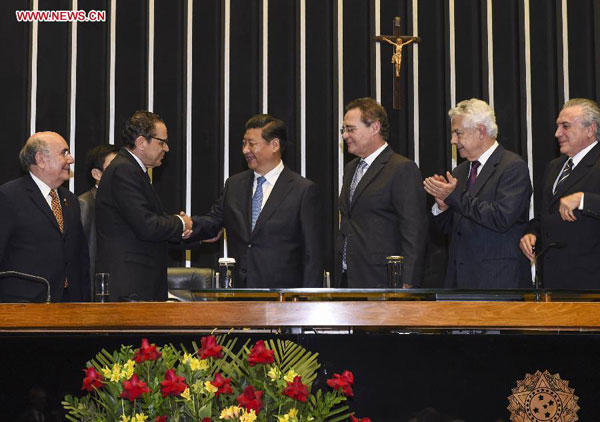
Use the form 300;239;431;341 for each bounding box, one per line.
527;143;600;289
433;145;532;288
335;146;428;287
95;149;183;301
0;174;89;302
79;186;96;298
192;167;323;288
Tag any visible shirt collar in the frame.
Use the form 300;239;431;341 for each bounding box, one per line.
362;142;388;167
124;148;147;173
255;160;284;185
474;141;499;168
571;140;598;167
29;171;53;198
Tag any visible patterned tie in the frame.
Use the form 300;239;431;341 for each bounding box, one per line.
49;189;64;234
349;159;368;202
251;176;266;230
553;158;573;195
466;160;481;191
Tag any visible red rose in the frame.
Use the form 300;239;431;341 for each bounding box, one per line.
133;338;162;363
211;372;233;396
282;375;309;402
120;374;150;401
160;369;188;397
202;419;211;422
236;385;263;413
327;370;354;397
247;340;274;366
81;367;103;392
349;415;371;422
199;335;223;359
155;417;168;422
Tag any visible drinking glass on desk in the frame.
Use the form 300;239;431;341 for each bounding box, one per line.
94;273;111;302
386;255;403;288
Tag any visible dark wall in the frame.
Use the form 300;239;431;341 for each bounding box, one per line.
1;0;599;283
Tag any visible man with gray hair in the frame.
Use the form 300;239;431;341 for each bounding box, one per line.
0;132;89;302
520;98;600;289
424;98;532;288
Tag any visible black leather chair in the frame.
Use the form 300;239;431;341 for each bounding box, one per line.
167;267;214;301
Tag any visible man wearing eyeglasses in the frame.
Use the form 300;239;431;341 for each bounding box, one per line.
336;97;427;288
0;132;89;302
96;111;193;301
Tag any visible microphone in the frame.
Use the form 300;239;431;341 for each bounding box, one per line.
0;271;51;303
533;242;566;290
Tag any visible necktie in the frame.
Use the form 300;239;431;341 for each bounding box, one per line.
553;158;573;195
49;189;64;234
349;160;368;202
251;176;266;230
466;160;481;191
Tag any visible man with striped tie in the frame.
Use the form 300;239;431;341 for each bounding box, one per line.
191;114;323;288
520;98;600;289
425;98;532;289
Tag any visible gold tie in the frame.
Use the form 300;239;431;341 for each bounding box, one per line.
49;189;64;234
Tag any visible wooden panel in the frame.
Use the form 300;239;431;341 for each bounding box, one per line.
1;301;600;332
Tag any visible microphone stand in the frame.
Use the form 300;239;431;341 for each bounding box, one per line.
0;271;51;303
533;242;562;302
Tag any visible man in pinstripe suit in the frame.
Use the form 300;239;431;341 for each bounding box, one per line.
425;98;532;289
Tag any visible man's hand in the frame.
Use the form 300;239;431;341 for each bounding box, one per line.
179;211;193;238
559;192;583;222
519;233;537;262
203;228;224;243
424;171;458;202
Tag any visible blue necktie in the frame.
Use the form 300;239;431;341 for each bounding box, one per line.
251;176;266;230
349;159;368;202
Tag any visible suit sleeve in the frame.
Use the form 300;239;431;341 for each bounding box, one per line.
190;183;227;241
78;196;92;241
0;190;14;265
582;193;600;219
299;182;323;287
392;161;428;286
445;160;532;233
111;165;182;242
73;197;91;301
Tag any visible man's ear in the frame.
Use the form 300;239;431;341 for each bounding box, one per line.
370;120;381;135
478;124;487;138
270;138;280;153
134;135;147;150
91;168;103;183
34;151;46;168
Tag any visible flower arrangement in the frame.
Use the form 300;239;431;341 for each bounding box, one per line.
63;335;371;422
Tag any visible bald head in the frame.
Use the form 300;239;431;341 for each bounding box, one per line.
21;132;74;188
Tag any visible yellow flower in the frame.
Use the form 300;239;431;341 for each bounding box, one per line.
240;409;257;422
204;380;218;394
121;360;135;379
267;367;281;381
191;380;203;393
132;413;148;422
183;353;209;371
182;352;193;364
120;415;130;422
102;363;123;382
181;387;192;401
284;369;298;383
278;408;298;422
219;405;241;419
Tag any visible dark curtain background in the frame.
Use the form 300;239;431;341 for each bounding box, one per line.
1;0;599;285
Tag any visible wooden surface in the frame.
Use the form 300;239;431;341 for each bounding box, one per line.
1;301;600;332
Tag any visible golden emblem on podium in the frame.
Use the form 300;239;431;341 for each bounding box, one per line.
507;370;579;422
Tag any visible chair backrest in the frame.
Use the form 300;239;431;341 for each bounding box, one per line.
167;267;214;301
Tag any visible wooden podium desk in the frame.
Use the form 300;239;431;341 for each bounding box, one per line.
2;289;600;332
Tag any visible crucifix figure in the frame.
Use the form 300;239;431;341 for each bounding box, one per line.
374;17;421;109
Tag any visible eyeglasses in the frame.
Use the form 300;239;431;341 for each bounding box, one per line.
151;136;169;147
59;149;72;158
340;121;372;135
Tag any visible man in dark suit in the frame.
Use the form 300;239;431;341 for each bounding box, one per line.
520;98;600;289
78;144;118;297
424;98;532;289
0;132;89;302
95;111;192;301
336;97;427;288
191;114;322;288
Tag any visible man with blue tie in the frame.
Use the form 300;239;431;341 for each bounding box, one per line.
424;98;532;289
191;114;323;288
520;98;600;289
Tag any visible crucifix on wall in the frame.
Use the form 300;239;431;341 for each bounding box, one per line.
374;16;421;110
